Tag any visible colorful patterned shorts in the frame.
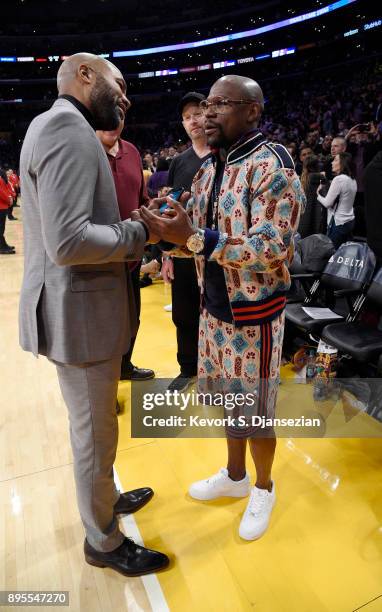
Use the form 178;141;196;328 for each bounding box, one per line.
198;309;285;438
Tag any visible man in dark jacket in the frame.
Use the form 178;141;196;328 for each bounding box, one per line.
364;151;382;266
163;92;210;392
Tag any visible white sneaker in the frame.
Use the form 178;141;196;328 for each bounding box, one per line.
189;468;250;501
163;303;172;312
239;482;276;541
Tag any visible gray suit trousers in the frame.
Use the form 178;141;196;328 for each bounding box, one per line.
53;357;125;552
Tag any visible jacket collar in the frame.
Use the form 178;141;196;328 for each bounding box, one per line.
56;95;96;130
226;129;268;165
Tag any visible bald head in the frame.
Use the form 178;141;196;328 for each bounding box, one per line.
57;53;122;93
56;52;128;131
331;136;347;157
58;53;96;91
204;74;264;148
212;75;264;112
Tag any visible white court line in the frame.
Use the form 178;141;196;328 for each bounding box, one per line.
114;470;170;612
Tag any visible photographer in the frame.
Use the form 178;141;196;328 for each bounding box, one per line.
317;152;357;248
345;121;382;236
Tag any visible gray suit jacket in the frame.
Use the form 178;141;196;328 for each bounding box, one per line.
19;98;147;364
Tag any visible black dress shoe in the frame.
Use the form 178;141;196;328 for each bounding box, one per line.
120;366;155;381
114;487;154;514
0;246;15;254
84;537;169;577
8;216;17;220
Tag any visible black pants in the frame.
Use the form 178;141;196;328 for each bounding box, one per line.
171;257;200;377
0;210;8;247
8;199;16;219
120;262;141;376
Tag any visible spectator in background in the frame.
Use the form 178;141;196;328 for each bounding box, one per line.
147;157;169;198
324;136;347;181
7;168;20;208
317;152;356;248
141;159;152;184
320;134;333;158
6;169;17;221
97;119;155;382
337;120;348;137
305;131;320;154
295;145;314;175
331;136;347;156
298;154;326;238
286;142;298;166
0;167;15;254
166;145;178;161
143;152;156;173
163;91;210;393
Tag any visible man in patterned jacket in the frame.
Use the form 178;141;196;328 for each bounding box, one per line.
140;75;305;541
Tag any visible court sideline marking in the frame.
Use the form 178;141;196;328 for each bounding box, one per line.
114;470;170;612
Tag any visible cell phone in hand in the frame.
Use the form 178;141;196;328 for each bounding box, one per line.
159;187;185;213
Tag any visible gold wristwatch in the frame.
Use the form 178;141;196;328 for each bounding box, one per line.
186;229;205;253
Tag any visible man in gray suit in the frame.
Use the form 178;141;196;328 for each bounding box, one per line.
19;53;169;577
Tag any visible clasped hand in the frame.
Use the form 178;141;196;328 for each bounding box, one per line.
131;192;195;245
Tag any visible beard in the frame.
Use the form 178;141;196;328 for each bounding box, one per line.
205;123;230;149
89;73;121;131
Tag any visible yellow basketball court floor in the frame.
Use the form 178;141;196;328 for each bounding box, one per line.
1;214;382;611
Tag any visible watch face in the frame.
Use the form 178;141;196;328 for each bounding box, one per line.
187;232;204;253
194;237;204;253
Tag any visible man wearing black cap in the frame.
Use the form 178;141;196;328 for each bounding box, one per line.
163;92;210;392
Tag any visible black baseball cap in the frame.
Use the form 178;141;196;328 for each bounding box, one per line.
179;91;205;115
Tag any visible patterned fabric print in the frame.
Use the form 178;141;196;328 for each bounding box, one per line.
198;310;285;438
206;146;302;297
168;137;305;326
207;160;304;306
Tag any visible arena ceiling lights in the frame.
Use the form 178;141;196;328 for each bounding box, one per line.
113;0;358;59
1;4;380;70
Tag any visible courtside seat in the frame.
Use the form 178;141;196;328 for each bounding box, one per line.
285;242;376;337
321;322;382;362
287;234;335;304
285;302;346;333
322;267;382;363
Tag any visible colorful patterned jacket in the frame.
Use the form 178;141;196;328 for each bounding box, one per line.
171;131;306;326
